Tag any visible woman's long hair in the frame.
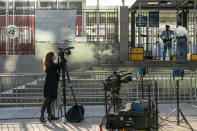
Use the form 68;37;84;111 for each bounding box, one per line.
43;51;55;71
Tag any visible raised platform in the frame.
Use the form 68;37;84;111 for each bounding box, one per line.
123;60;197;69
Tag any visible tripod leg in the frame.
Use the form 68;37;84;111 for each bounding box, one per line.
159;108;176;125
179;109;194;131
177;105;179;126
100;103;113;131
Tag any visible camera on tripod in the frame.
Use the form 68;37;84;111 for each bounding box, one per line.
103;72;132;92
58;47;74;58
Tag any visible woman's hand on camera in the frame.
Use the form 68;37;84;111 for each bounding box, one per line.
64;52;68;59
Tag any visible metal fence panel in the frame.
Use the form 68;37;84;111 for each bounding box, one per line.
1;71;197;108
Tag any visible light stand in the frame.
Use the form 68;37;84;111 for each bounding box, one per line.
154;81;159;131
138;67;148;99
160;78;193;131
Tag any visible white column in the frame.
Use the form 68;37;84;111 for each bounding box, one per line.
82;0;86;37
138;2;141;47
67;0;69;9
57;0;59;10
38;0;40;8
96;0;99;42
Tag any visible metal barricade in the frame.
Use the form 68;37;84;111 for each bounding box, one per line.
0;71;197;108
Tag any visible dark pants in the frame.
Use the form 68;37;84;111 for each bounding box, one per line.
40;97;52;116
163;41;172;60
177;38;187;63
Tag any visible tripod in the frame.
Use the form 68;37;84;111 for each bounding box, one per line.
100;93;115;131
160;80;193;131
55;48;73;119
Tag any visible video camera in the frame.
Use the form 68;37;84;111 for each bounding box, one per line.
58;47;74;58
103;72;132;92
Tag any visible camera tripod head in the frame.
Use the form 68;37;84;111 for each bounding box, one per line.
103;71;132;92
58;46;74;59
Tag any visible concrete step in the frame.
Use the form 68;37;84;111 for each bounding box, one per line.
0;103;42;107
0;97;105;105
0;101;106;107
25;83;103;89
36;79;104;85
1;91;105;97
1;93;43;97
12;88;104;93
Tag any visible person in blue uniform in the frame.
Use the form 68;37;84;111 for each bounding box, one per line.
160;25;174;61
40;51;68;122
174;22;191;64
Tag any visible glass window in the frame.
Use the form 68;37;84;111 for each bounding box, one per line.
70;2;82;15
69;2;82;10
58;2;67;9
0;2;5;8
15;1;35;10
15;2;35;15
40;2;57;9
0;2;6;15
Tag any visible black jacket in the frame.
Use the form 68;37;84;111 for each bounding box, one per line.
44;63;61;99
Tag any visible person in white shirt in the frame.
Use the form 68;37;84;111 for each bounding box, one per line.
174;22;191;64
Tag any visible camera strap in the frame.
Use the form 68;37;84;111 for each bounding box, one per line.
69;85;78;105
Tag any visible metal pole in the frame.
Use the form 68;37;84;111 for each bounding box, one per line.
141;75;144;99
176;80;180;126
138;2;141;47
5;1;8;55
131;9;136;47
155;81;159;130
13;1;15;55
194;1;197;53
122;0;125;6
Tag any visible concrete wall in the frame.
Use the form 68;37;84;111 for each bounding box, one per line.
0;42;120;73
0;6;132;73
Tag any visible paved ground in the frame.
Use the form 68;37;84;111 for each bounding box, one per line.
0;104;197;131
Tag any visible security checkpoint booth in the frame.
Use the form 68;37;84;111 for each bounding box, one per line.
128;0;197;62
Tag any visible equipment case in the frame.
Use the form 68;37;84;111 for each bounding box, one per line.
106;110;157;130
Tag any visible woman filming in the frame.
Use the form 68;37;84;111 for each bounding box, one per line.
40;51;67;122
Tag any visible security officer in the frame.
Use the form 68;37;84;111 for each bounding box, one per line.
160;25;174;61
174;22;191;64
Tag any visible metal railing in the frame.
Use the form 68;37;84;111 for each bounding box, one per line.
0;71;197;108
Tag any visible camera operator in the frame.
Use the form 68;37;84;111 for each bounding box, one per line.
40;51;69;123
